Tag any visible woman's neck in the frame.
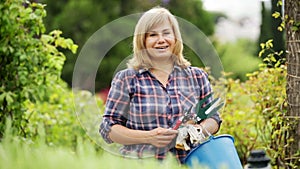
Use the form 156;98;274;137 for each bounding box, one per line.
151;60;174;74
149;63;174;88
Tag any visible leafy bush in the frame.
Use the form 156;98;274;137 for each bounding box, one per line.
244;65;292;168
218;77;263;164
218;53;294;168
0;0;77;137
22;81;103;147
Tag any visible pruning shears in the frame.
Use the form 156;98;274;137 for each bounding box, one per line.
173;93;224;130
172;106;193;130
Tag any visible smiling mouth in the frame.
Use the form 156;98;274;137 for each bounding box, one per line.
155;46;168;49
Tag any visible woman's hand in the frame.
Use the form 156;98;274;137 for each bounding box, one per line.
109;125;178;147
148;127;178;148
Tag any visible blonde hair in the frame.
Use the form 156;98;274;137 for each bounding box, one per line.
127;7;191;70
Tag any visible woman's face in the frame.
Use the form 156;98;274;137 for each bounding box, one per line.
145;20;175;61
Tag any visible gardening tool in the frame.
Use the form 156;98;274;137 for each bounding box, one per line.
195;93;224;121
172;105;193;130
173;93;224;130
174;94;224;151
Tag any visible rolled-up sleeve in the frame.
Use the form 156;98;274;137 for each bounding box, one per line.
99;70;133;143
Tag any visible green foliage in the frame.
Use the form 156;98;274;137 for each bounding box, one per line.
219;63;287;166
257;0;285;63
219;40;298;168
22;81;100;147
217;78;259;164
42;0;120;78
257;1;273;57
0;122;187;169
0;0;77;137
245;65;293;169
216;39;262;81
167;0;214;36
1;1;297;168
259;39;285;67
41;0;216;91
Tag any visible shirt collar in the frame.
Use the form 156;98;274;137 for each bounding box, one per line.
173;65;182;71
137;64;182;74
138;68;149;74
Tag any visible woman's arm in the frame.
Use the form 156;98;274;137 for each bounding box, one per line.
191;67;222;136
109;125;178;148
198;118;220;136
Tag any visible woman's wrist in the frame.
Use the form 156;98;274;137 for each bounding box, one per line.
200;118;219;136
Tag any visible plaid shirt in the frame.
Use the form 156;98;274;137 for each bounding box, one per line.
99;65;221;163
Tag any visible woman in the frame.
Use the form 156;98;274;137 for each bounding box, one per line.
99;6;222;163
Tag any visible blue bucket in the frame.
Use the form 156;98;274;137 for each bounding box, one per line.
184;134;243;169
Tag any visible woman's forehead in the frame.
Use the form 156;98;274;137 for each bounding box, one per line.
148;20;172;32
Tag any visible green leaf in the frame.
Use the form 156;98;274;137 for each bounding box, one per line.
41;34;54;43
266;39;273;48
272;12;281;19
270;55;277;62
5;93;14;104
0;92;15;105
258;50;265;57
291;26;299;31
70;44;78;54
0;93;6;104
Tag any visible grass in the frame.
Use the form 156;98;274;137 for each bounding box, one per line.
0;124;188;169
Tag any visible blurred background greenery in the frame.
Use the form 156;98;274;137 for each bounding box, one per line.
1;0;295;168
39;0;284;92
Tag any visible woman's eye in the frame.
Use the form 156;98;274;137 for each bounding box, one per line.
164;32;170;35
147;33;156;37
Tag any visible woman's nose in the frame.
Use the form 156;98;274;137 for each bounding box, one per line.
157;34;166;43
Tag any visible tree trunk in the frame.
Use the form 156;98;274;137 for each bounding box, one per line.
285;0;300;166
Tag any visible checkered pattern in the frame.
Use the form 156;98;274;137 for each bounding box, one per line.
99;65;221;163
